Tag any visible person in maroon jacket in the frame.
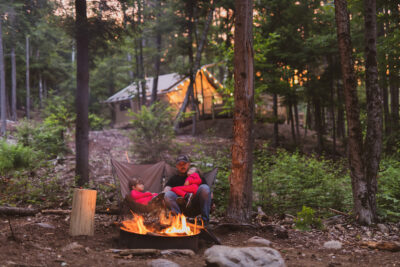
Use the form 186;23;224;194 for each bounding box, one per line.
164;155;211;225
129;178;158;205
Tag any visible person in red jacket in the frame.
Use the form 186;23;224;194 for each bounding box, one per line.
129;178;158;205
171;167;202;207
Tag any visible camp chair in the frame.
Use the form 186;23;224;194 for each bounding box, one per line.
110;158;218;216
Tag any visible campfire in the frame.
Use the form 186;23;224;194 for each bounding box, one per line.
119;211;202;251
121;212;202;236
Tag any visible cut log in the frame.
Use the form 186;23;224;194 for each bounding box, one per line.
69;188;97;236
41;209;71;215
0;206;38;216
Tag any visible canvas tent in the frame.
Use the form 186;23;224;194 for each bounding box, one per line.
105;66;224;127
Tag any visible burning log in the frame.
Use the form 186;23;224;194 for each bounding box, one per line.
69;189;97;236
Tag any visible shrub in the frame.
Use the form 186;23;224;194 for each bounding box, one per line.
294;206;323;231
15;120;68;159
128;102;175;163
1;170;64;205
42;91;75;130
377;158;400;221
192;149;231;217
0;141;36;176
89;113;110;131
253;148;352;215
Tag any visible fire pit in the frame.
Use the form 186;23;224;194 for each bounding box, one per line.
119;213;202;252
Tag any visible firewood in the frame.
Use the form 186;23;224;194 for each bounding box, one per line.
359;241;400;252
329;208;350;216
118;249;160;256
0;206;38;216
41;209;71;215
69;189;97;236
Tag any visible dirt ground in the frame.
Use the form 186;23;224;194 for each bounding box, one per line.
0;213;399;266
1;120;399;266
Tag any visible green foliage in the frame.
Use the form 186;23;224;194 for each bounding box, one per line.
15;120;68;159
0;141;36;176
191;148;231;217
95;182;118;207
128;102;175;163
253;147;352;215
42;92;75;130
89;113;110;131
377;158;400;221
0;169;64;206
294;206;323;231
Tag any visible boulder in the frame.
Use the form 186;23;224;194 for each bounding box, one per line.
204;245;285;267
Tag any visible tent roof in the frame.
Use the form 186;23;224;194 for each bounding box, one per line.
105;73;184;103
105;65;224;104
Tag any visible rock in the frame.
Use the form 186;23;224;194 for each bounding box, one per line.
204;245;285;267
36;222;56;229
377;223;389;234
148;259;181;267
323;215;342;226
62;242;83;252
335;224;345;232
275;227;289;239
247;236;272;247
160;249;195;256
323;241;342;250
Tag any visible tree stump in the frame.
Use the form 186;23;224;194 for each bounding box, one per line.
69;189;97;236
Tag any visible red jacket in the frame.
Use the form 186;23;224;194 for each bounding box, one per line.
171;173;202;197
130;190;157;205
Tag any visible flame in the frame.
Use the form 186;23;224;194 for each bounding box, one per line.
121;212;201;236
121;213;149;235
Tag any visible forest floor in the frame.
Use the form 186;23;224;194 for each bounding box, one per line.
1;119;399;266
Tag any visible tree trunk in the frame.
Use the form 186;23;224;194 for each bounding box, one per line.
75;0;90;186
11;47;17;121
313;96;324;153
288;101;296;145
335;0;375;225
26;35;30;119
109;70;116;126
336;80;346;138
173;5;214;131
304;101;310;137
388;6;399;132
151;0;162;104
39;74;43;109
227;0;254;223
200;70;205;117
363;0;381;223
0;19;6;135
330;78;337;154
273;93;279;147
138;1;146;106
127;53;134;82
10;5;17;121
378;9;390;136
389;58;399;132
294;99;300;142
